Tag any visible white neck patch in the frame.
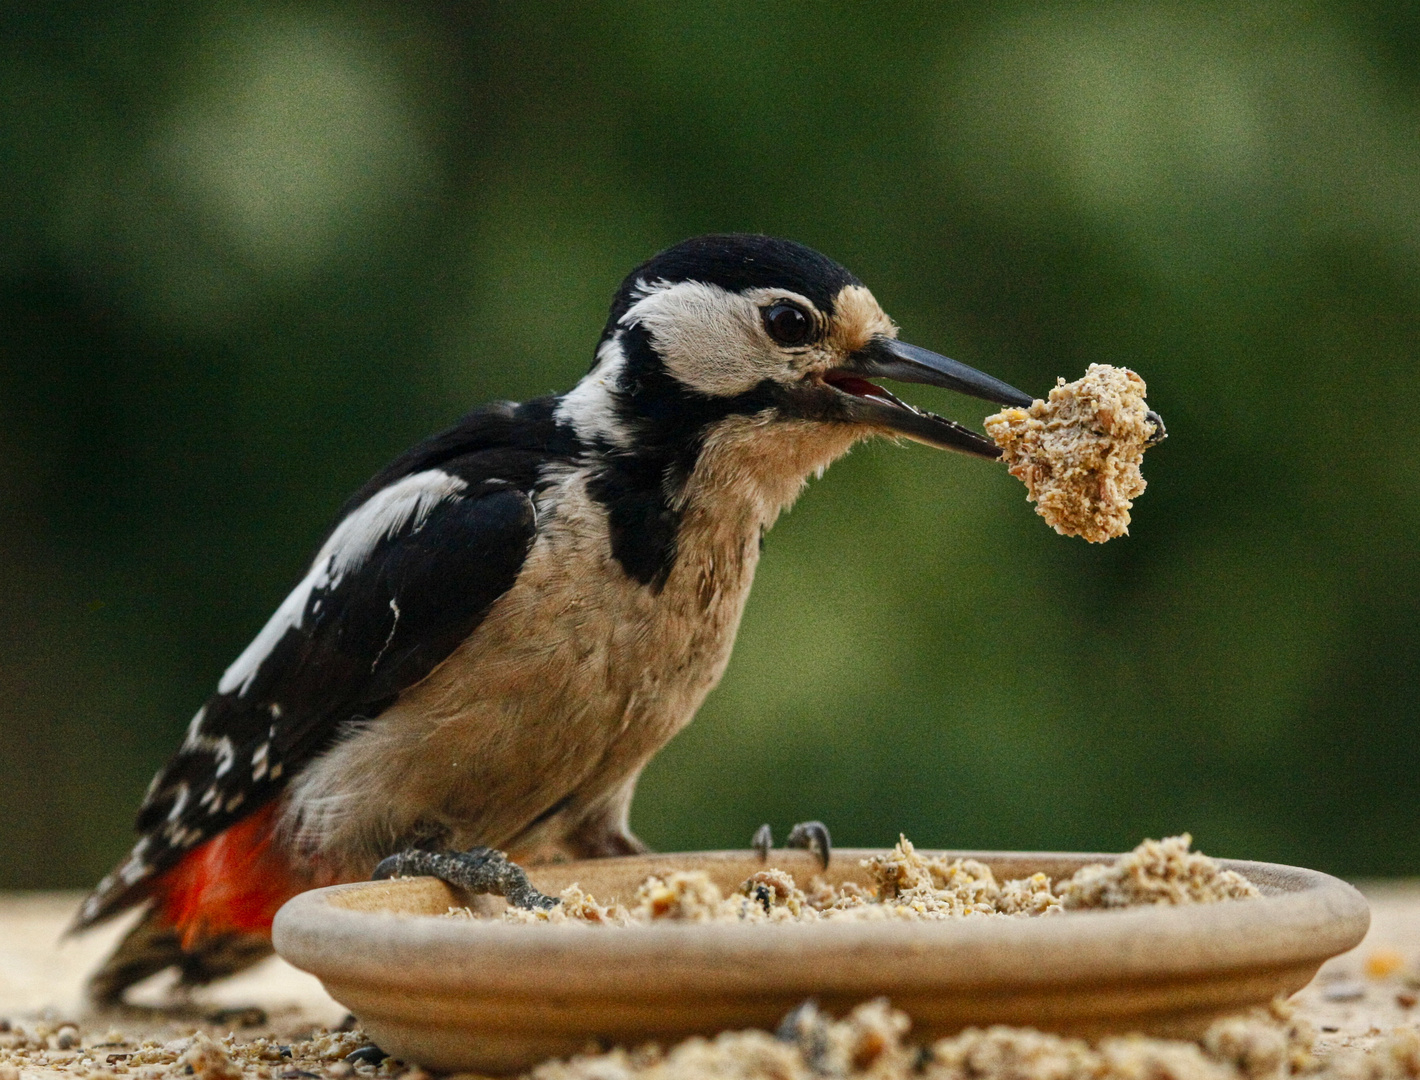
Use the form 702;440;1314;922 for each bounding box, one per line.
554;336;634;448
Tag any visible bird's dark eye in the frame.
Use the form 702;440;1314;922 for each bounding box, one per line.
763;303;813;346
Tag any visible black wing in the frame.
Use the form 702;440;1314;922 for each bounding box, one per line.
77;400;570;928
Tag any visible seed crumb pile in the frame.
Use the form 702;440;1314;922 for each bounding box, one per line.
1059;834;1260;909
531;996;1420;1080
448;835;1258;926
985;363;1160;543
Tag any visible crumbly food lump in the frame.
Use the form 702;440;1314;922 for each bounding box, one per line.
985;363;1160;543
445;834;1258;926
532;995;1420;1080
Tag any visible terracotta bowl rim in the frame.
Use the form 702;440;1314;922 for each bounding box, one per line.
273;848;1370;997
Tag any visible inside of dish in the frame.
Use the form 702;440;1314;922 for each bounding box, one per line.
447;834;1259;926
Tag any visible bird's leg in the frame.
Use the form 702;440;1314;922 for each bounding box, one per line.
786;821;831;869
371;847;559;910
749;821;832;868
555;780;651;859
752;824;773;861
355;847;556;1067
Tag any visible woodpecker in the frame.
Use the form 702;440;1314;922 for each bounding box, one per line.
75;233;1042;1003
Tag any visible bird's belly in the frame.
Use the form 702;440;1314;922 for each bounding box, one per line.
281;472;762;874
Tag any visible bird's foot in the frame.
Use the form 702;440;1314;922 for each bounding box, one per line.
371;846;559;910
787;821;831;869
749;821;832;869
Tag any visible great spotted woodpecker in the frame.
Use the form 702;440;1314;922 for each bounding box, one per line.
75;234;1043;1002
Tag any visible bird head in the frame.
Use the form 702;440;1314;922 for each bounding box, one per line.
560;234;1034;466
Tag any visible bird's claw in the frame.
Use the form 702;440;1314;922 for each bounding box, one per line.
345;1045;388;1066
752;823;773;861
1145;409;1167;445
371;846;559;910
786;821;831;869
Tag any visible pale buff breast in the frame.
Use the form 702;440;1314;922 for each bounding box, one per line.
279;415;862;875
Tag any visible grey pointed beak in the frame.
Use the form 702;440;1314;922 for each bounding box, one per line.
851;337;1034;409
813;336;1165;458
811;336;1033;458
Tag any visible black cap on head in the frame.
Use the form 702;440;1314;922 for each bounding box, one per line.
602;234;861;342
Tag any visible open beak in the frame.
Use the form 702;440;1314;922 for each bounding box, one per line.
823;336;1034;458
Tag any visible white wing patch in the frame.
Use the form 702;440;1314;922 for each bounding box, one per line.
555;336;634;448
320;470;469;579
218;469;467;697
212;736;235;778
217;568;324;697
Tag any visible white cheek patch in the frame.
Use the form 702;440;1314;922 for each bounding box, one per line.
622;280;807;397
217;469;467;697
555;337;635;448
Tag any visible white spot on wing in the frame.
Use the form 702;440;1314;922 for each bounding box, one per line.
555;336;634;448
370;598;400;672
166;783;190;821
252;741;270;781
217;567;324;697
213;736;235;778
182;706;208;749
217;469;467;696
110;835;153;890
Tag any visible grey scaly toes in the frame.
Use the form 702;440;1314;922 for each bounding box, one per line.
786;821;831;869
371;846;559;910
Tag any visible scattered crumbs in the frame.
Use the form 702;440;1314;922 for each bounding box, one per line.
528;996;1420;1080
0;1021;392;1080
178;1035;243;1080
1369;951;1408;980
985;363;1160;543
0;981;1414;1080
1323;983;1368;1003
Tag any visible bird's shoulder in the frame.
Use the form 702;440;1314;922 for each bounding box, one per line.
328;396;576;526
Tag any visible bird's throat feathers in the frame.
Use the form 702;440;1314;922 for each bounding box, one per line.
558;325;860;592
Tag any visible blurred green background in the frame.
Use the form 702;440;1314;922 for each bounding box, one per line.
2;1;1417;890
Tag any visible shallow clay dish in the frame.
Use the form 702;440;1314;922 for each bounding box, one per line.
273;849;1368;1074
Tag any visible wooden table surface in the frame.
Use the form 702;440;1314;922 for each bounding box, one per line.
2;883;1419;1076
